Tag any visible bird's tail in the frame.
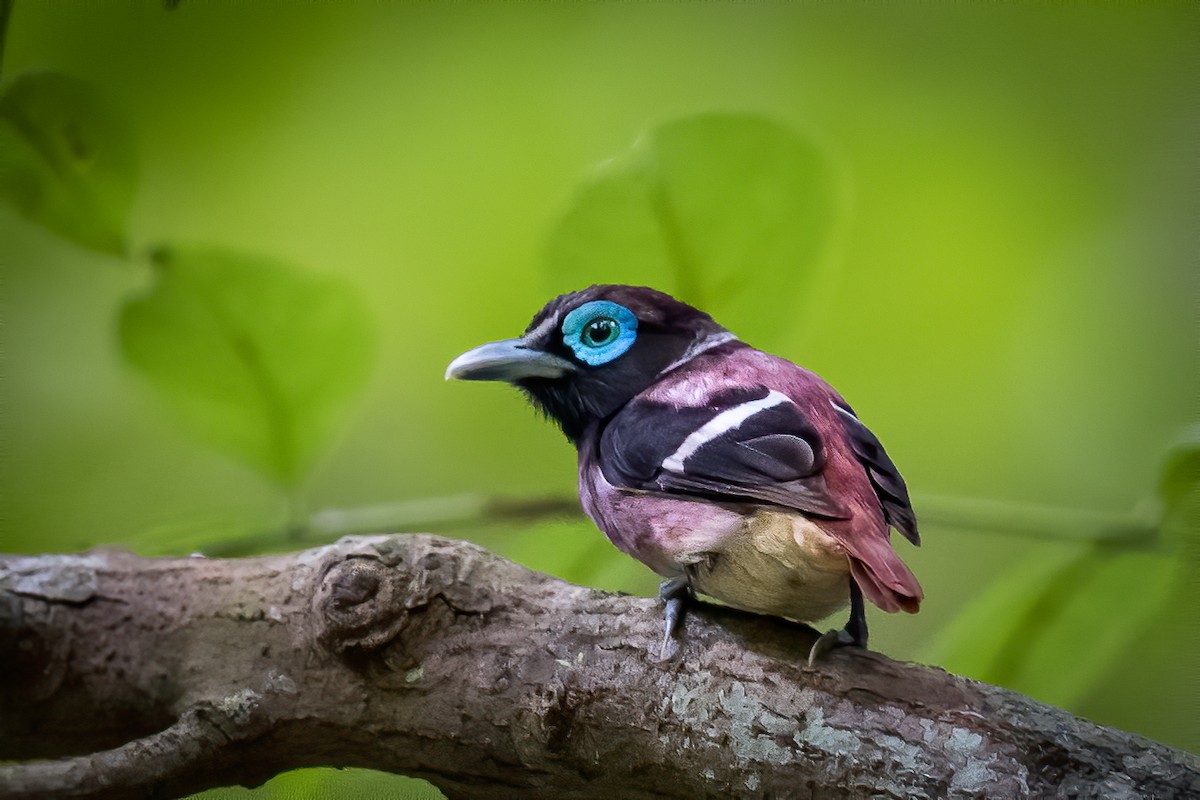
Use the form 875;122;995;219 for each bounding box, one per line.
847;539;923;613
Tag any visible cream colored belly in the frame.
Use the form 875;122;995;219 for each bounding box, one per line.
687;510;851;623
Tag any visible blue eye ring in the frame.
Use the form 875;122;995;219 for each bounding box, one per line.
561;301;638;366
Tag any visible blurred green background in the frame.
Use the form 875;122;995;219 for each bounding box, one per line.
1;2;1196;797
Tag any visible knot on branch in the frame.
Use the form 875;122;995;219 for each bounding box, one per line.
313;556;410;652
312;537;504;655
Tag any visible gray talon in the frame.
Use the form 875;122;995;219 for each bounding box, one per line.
808;579;869;666
658;576;692;658
807;627;856;666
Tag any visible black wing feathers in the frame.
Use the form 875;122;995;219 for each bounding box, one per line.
833;404;920;545
599;386;767;484
739;434;818;481
600;392;850;519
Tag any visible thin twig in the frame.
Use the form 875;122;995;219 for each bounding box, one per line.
198;489;1156;560
305;491;1156;545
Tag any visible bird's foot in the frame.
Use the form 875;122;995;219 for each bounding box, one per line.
807;579;869;666
658;575;692;659
806;626;864;666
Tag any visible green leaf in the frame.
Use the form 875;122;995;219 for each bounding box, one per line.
923;541;1084;679
1007;549;1181;708
185;767;445;800
1159;425;1200;520
0;71;135;255
545;113;840;346
1153;426;1200;555
118;244;375;486
926;542;1182;709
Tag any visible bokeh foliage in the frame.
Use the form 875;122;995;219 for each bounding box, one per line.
1;3;1195;798
0;71;134;255
119;244;375;488
546;112;839;347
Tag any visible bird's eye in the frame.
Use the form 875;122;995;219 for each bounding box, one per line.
561;300;638;366
581;317;619;347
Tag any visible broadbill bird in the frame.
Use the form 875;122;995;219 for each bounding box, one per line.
446;285;922;663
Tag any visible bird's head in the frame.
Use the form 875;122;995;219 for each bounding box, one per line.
446;285;734;442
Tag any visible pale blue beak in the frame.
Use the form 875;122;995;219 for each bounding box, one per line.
445;338;577;382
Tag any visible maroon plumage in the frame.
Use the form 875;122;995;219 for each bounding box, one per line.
448;284;922;648
582;342;922;617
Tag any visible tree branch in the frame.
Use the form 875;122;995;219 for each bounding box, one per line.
1;535;1196;799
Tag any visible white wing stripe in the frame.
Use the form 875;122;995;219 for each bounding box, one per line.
658;330;739;375
830;399;856;418
662;390;792;473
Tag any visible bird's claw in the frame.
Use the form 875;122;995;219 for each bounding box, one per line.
806;627;859;667
807;578;870;666
658;576;692;659
660;597;685;659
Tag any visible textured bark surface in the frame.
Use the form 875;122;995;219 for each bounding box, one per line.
1;534;1196;800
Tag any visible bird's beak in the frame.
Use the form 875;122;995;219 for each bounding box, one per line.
445;338;577;382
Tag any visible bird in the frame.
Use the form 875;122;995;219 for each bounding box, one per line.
446;285;922;664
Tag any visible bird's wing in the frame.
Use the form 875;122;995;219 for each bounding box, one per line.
829;401;919;546
599;385;851;519
601;380;923;613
